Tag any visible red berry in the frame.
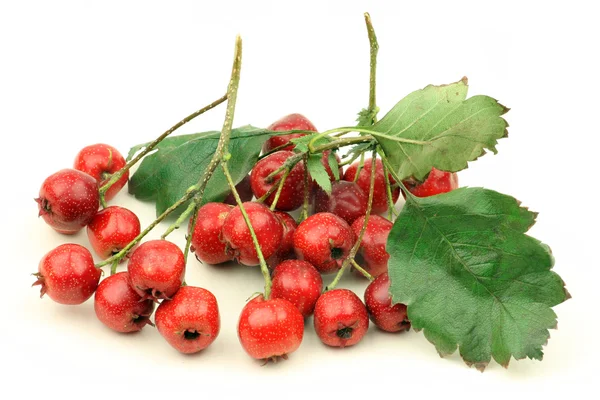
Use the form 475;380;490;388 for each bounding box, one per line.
86;206;141;260
351;215;393;278
263;113;317;153
267;211;298;267
364;273;410;333
250;151;306;211
33;244;101;305
224;175;253;205
190;203;233;265
238;295;304;362
94;272;154;333
155;286;220;354
343;158;400;214
36;169;100;234
314;180;368;224
74;143;128;201
221;202;284;266
293;212;355;274
271;260;323;317
403;167;458;197
127;240;185;302
313;289;369;348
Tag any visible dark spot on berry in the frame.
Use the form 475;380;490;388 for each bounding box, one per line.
336;326;354;339
184;330;200;340
331;247;344;259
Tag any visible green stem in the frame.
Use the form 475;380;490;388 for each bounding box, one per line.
110;260;118;276
161;35;243;240
299;154;310;222
265;153;303;181
381;154;397;220
222;162;272;299
311;135;375;154
353;152;365;183
326;150;377;291
381;156;417;204
269;168;290;211
351;259;374;281
98;94;228;198
365;12;379;123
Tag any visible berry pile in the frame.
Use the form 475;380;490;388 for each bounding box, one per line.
32;112;457;361
31;14;567;371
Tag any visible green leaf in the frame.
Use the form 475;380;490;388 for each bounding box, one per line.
387;187;569;370
327;150;340;181
372;78;508;181
307;153;332;195
128;126;274;216
356;107;379;127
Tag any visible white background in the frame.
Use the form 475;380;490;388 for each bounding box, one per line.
1;0;598;398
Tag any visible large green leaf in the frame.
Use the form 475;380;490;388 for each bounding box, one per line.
387;187;569;370
128;126;274;216
372;78;508;181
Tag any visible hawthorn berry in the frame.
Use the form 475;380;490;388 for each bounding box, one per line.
364;272;410;333
86;206;141;260
267;211;298;267
127;240;185;302
313;289;369;348
351;214;393;278
155;286;220;354
221;202;283;266
238;295;304;362
293;212;355;274
190;203;233;265
314;180;368;224
344;158;400;214
74;143;128;201
250;151;306;211
271;260;323;317
403;167;458;197
36;169;100;234
263;113;317;153
94;272;154;333
33;244;101;305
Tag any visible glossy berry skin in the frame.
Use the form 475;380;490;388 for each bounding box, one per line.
127;240;185;302
344;158;400;214
314;181;368;225
403;168;458;197
74;143;128;201
351;215;393;278
263;113;317;153
33;244;101;305
250;151;306;211
86;206;141;260
221;202;284;266
94;272;154;333
271;260;323;317
364;273;410;333
36;169;100;234
313;289;369;348
224;175;253;205
190;203;233;265
267;211;298;267
155;286;220;354
238;295;304;361
293;213;355;274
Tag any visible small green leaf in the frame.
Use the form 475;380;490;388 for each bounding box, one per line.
307;153;332;195
128;126;274;216
372;78;508;181
356;107;379;127
328;150;340;181
290;133;331;154
387;187;569;370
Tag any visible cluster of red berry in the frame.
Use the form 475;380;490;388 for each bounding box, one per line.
32;113;458;362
